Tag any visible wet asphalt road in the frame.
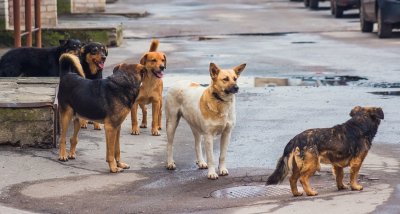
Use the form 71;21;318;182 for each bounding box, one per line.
1;0;400;213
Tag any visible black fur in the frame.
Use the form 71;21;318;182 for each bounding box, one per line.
80;42;108;79
58;54;143;126
266;107;383;185
0;39;82;77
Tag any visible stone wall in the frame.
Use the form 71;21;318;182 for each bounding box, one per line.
0;0;8;29
0;107;56;148
0;78;58;148
6;0;57;30
72;0;105;13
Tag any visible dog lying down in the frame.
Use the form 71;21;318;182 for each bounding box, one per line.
266;106;384;196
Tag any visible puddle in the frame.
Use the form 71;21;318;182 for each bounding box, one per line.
291;41;316;44
254;76;367;87
227;32;298;37
365;82;400;88
369;91;400;96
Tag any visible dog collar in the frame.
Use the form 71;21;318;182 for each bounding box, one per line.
212;92;225;102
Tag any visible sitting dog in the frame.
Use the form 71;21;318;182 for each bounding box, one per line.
165;62;246;179
77;42;108;130
0;39;82;77
131;39;165;136
57;53;144;173
266;106;384;196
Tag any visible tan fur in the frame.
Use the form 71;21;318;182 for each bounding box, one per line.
165;62;246;179
131;39;166;136
289;146;320;196
59;54;85;78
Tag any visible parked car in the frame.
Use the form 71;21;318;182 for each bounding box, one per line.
304;0;326;10
330;0;360;18
360;0;400;38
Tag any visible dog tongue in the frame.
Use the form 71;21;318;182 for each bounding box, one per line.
156;71;164;78
98;62;105;69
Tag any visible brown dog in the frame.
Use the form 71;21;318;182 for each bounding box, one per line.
131;39;166;136
266;106;384;196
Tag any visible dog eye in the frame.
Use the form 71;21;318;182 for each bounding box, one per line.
223;77;229;82
151;59;157;62
233;77;237;81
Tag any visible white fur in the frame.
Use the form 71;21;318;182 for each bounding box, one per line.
165;81;236;179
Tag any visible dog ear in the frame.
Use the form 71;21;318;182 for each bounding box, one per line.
59;39;67;46
371;108;384;120
163;54;167;69
209;63;220;79
104;46;108;56
140;54;148;65
350;106;362;117
233;63;246;77
113;64;121;74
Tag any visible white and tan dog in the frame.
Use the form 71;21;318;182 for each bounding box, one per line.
165;62;246;179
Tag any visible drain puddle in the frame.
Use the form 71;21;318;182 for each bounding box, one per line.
210;185;291;199
369;91;400;96
254;75;367;87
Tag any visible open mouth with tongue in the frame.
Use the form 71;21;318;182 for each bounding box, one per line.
153;70;164;78
94;59;105;70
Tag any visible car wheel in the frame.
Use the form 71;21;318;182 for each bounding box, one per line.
360;5;373;32
304;0;310;7
310;0;319;10
377;7;392;38
334;4;343;18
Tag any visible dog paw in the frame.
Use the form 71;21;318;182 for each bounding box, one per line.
292;192;303;197
117;162;130;169
151;129;160;136
93;124;102;130
166;162;176;170
196;161;208;169
351;184;363;191
110;167;124;173
140;124;147;128
131;129;140;135
337;184;349;190
219;168;229;176
58;155;68;162
208;172;219;180
68;154;76;159
80;121;88;129
306;190;318;196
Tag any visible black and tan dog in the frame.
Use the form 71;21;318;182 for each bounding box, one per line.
131;39;166;136
0;39;82;77
266;106;384;196
78;42;108;130
57;53;144;173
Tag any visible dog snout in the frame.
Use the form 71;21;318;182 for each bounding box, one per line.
232;85;239;93
225;84;239;94
160;65;165;71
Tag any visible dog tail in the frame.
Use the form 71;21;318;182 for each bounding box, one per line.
266;155;289;185
266;140;297;185
59;53;85;78
149;39;159;52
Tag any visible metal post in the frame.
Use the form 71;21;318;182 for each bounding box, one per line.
34;0;41;47
25;0;32;47
13;0;21;47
